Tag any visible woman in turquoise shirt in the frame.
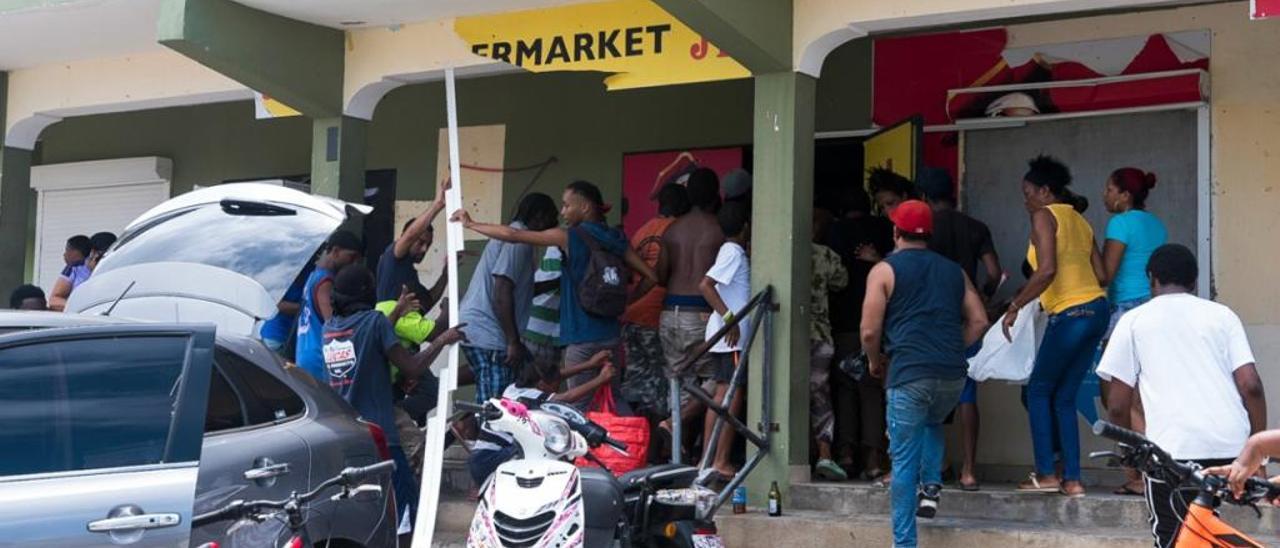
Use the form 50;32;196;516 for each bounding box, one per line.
1100;166;1167;496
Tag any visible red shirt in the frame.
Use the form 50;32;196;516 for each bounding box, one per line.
621;217;676;328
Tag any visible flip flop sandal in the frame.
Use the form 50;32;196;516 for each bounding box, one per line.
1059;485;1087;498
959;481;981;492
815;460;849;482
871;474;893;488
1017;473;1061;493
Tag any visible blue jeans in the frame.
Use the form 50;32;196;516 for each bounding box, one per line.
468;444;520;486
1027;298;1108;482
887;377;965;548
391;445;419;533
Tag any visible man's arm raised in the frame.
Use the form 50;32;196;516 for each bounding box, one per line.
451;209;568;248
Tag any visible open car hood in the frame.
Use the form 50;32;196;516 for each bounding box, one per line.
66;183;370;336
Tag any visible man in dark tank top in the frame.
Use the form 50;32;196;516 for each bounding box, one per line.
861;200;990;548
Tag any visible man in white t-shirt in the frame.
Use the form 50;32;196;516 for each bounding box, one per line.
698;200;751;478
1097;243;1266;548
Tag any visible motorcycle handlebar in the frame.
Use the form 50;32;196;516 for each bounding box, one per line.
604;436;628;453
456;400;504;421
455;401;485;413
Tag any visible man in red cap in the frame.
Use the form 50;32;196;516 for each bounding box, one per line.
860;199;989;548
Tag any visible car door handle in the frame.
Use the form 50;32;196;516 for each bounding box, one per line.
244;462;291;481
87;513;181;532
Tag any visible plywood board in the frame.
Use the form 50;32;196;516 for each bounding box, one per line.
435;124;506;240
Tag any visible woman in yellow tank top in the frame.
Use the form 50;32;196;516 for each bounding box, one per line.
1002;156;1109;498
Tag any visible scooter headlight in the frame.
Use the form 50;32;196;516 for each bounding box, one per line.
543;420;573;455
654;486;718;521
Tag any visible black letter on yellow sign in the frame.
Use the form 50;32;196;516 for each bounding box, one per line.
517;39;543;66
574;33;595;62
598;29;621;59
472;44;489;56
625;27;643;56
547;36;571;65
492;42;513;64
646;25;671;54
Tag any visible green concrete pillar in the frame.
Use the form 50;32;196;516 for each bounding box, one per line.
746;71;816;505
310;116;367;202
158;0;363;201
0;70;34;295
0;146;33;295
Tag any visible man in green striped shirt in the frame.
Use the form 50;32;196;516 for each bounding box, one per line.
523;246;564;367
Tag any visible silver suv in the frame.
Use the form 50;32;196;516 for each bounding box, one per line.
0;312;397;547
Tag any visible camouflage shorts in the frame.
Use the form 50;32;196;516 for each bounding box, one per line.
620;324;668;419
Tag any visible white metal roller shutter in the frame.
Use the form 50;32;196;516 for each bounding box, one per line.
34;182;170;291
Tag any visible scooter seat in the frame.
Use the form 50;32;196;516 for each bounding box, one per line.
619;463;699;491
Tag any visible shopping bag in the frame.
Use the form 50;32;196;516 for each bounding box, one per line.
575;386;650;475
967;300;1046;383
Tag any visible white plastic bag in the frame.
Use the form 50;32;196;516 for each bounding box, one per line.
967;300;1046;383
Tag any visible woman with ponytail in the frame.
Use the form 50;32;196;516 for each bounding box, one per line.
1004;155;1109;498
1100;167;1167;496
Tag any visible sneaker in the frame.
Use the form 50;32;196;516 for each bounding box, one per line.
916;484;941;519
815;459;849;481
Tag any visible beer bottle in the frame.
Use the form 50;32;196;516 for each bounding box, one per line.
767;481;782;516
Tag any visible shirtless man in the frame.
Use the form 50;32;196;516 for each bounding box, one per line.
655;168;724;447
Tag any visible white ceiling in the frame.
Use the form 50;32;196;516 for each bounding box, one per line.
227;0;597;28
0;0;164;71
0;0;593;71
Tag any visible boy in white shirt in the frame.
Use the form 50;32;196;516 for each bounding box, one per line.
698;200;751;478
1097;244;1266;548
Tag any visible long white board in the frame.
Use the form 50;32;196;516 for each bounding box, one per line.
413;66;465;548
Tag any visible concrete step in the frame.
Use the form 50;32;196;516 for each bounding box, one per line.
717;509;1152;548
792;480;1280;536
431;493;1280;547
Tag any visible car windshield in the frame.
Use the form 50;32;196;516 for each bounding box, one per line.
94;201;339;300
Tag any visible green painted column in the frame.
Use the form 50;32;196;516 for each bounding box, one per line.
310;116;367;201
651;0;792;73
746;71;816;506
158;0;363;201
0;71;35;294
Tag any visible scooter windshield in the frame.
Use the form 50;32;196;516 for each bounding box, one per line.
539;402;589;428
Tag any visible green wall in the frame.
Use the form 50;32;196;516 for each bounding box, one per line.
38;101;312;195
368;71;754;215
35;38;871;208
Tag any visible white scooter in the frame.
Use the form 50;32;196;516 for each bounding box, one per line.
455;398;725;548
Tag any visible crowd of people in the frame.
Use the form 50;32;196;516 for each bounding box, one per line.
12;153;1279;548
9;230;117;312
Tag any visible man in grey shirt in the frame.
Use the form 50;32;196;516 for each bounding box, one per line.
459;193;559;403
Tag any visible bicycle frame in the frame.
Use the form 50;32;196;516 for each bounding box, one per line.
1174;493;1264;548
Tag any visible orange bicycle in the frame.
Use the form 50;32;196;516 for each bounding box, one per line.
1093;421;1280;548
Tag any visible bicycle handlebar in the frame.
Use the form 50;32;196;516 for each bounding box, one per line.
192;459;396;528
1094;420;1280;505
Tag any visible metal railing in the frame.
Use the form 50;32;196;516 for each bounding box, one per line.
667;285;775;516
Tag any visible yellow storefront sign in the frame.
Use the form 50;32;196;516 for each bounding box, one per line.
454;0;750;90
